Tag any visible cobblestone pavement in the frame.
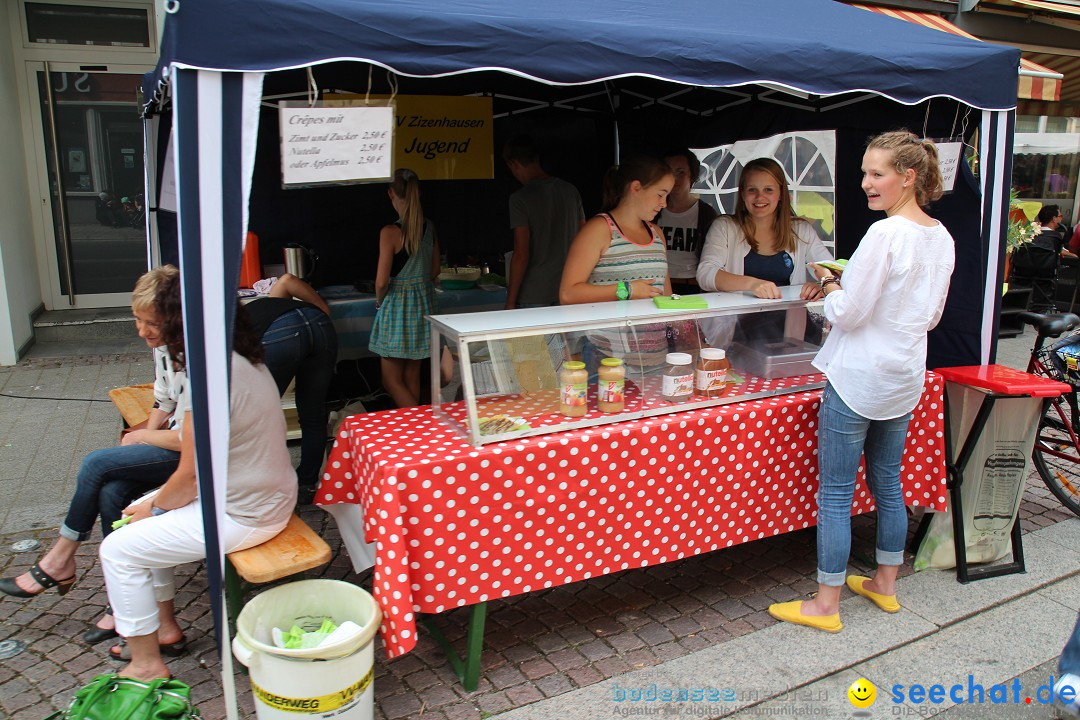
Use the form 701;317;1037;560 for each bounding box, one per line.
1;332;1075;719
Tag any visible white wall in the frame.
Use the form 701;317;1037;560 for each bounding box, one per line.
0;34;43;365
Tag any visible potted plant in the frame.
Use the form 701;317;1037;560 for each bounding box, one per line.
1005;189;1040;284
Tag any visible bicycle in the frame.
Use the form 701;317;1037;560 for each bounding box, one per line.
1019;310;1080;517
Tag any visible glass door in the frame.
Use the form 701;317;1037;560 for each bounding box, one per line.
26;62;150;307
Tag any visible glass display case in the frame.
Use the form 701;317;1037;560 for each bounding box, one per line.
429;286;828;445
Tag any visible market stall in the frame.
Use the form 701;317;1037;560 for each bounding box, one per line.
140;0;1021;714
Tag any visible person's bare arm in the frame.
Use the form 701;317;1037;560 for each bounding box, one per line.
506;227;530;309
123;412;197;522
269;272;330;315
559;217;660;304
121;427;181;451
710;268;782;299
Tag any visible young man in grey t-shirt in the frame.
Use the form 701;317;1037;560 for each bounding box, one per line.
503;135;585;308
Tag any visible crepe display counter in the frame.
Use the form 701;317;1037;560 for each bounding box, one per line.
430;286;827;445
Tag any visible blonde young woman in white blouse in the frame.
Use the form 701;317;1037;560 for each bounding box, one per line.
769;130;955;633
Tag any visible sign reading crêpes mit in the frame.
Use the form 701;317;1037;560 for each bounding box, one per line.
279;102;394;187
324;94;494;180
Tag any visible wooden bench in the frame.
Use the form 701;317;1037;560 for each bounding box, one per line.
224;513;332;627
108;383;156;428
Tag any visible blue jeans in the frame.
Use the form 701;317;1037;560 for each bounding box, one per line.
61;444;180;541
816;382;911;586
261;307;338;487
1062;614;1080;676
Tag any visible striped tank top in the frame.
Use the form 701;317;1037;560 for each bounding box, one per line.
587;213;669;370
588;214;668;291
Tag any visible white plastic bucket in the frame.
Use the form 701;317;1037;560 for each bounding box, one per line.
233;579;381;719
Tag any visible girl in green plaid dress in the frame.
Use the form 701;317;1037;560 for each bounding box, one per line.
370;168;440;407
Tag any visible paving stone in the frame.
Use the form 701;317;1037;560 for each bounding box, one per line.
486;664;527;690
442;703;483;720
403;668;441;692
417;682;459;708
566;665;604;688
505;683;544;706
380;691;423;719
533;672;575;697
475;690;512;714
577;639;615;661
519;657;558;680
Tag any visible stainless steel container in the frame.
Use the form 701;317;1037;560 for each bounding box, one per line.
729;337;820;379
283;243;317;280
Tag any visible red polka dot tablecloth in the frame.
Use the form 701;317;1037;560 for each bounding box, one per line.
317;372;948;658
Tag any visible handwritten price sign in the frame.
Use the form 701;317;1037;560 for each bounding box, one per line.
279;103;394;186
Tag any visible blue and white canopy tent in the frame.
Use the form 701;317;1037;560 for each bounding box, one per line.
141;0;1020;713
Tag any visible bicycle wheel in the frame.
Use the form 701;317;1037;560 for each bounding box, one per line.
1031;401;1080;517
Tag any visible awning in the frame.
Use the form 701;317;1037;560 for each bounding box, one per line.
1014;131;1080;154
1007;0;1080;17
852;3;1063;101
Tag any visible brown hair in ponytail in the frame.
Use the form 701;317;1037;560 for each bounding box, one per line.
600;155;672;213
390;168;424;255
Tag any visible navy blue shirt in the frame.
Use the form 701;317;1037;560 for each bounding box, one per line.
743;250;794;286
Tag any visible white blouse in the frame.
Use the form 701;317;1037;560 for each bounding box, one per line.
812;215;955;420
152;347;189;432
696;217;831;290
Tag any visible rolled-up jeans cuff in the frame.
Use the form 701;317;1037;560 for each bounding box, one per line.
59;523;90;542
817;568;847;587
876;549;904;567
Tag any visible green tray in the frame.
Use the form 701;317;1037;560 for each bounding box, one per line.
653;295;708;310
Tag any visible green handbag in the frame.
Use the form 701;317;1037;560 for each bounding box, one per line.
44;674;200;720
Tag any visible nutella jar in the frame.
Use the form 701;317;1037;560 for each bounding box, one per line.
695;348;732;398
597;357;626;413
559;360;588;417
661;352;694;402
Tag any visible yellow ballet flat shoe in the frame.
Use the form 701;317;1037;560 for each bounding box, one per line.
767;600;842;633
846;575;901;613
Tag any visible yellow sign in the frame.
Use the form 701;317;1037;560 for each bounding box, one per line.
250;667;373;713
324;94;493;180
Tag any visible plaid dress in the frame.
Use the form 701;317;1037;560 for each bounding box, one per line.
369;222;436;360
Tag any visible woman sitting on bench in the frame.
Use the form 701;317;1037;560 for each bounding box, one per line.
99;274;296;680
0;266;187;647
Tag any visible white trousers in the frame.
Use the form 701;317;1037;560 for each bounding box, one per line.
100;499;286;638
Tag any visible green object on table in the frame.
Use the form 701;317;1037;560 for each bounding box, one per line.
653;295;708;309
110;515;133;531
42;673;199;720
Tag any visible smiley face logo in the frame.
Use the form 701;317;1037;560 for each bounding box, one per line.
847;678;876;708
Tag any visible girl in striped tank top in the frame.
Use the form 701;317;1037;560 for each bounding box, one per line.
560;156;673;369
